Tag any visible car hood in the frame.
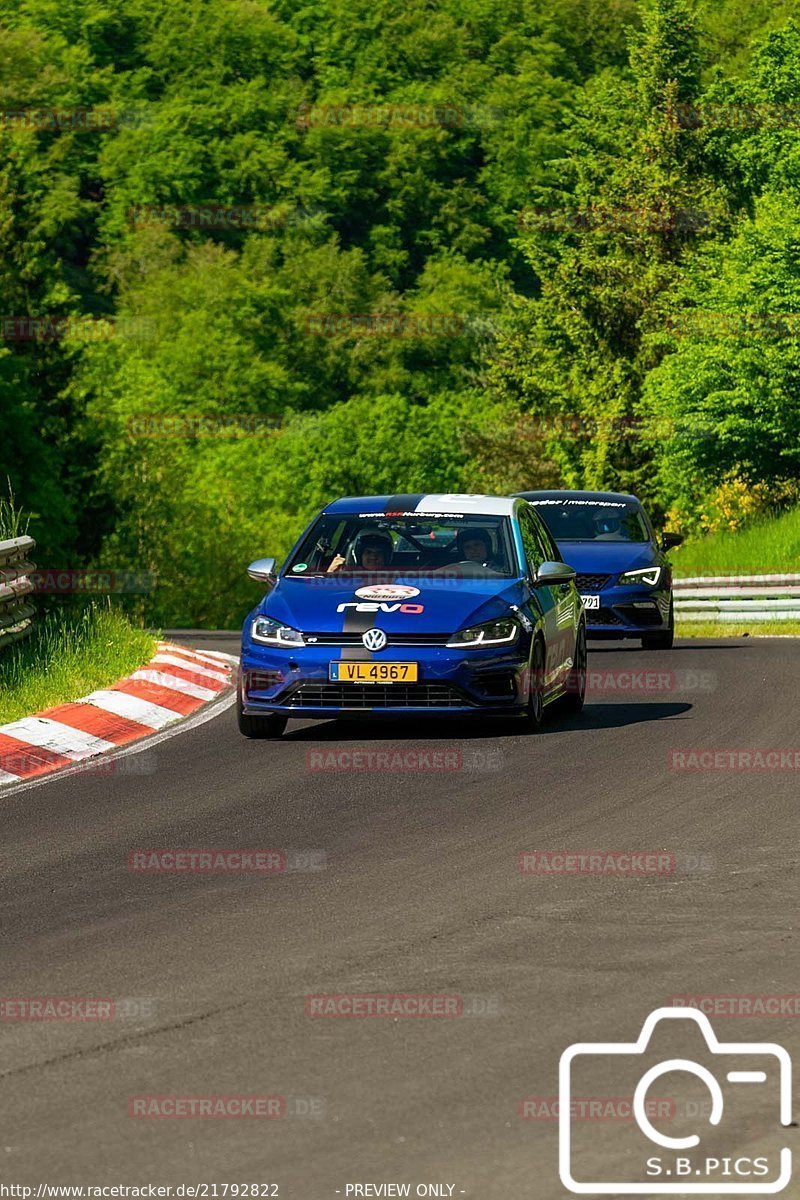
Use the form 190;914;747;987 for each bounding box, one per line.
554;541;658;576
259;576;527;635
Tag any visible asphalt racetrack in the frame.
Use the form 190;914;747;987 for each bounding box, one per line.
2;635;798;1197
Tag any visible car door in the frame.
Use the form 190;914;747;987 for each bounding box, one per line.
538;514;582;677
517;504;567;694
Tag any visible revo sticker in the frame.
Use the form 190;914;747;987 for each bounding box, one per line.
336;602;425;613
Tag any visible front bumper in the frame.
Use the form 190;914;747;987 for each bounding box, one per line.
239;638;532;717
583;585;672;640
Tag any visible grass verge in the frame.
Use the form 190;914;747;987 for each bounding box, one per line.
0;603;157;725
676;620;800;638
671;505;800;577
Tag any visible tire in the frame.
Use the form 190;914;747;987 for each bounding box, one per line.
521;637;545;732
563;622;587;714
642;599;675;650
237;693;288;739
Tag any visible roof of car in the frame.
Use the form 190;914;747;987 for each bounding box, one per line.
324;494;518;517
514;489;640;504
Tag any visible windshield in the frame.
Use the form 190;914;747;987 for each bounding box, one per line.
527;498;650;542
286;513;518;578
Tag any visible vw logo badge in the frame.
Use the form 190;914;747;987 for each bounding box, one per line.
362;628;387;651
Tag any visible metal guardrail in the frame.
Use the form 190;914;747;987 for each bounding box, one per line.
0;536;36;650
674;574;800;622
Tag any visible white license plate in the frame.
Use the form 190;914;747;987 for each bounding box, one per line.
580;594;600;610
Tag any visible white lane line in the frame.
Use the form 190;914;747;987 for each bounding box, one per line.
0;717;117;760
83;689;184;731
0;655;239;798
150;653;229;683
129;669;217;701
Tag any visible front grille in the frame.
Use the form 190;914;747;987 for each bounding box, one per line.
284;682;471;709
303;632;449;646
592;607;624;626
575;573;612;591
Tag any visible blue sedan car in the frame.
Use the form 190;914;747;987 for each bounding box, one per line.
238;494;586;738
514;490;682;649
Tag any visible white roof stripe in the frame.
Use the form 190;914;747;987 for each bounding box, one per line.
414;494;516;516
0;767;23;783
0;717;117;760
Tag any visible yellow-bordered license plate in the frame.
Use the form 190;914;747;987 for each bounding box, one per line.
329;662;418;683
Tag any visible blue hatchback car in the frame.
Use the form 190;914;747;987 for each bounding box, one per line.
514;490;682;649
238;493;587;738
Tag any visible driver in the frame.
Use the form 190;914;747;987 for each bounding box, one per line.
327;530;393;573
593;514;624;540
457;527;494;565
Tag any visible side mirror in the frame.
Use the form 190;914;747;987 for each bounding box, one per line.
247;557;277;582
661;532;683;550
535;560;576;586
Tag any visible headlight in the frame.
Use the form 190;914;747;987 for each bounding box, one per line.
446;617;519;648
251;616;305;647
617;566;662;587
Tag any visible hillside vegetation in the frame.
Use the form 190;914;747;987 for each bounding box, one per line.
2;0;799;624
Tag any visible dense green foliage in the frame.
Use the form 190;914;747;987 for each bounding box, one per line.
0;603;156;722
672;502;800;576
1;0;798;624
